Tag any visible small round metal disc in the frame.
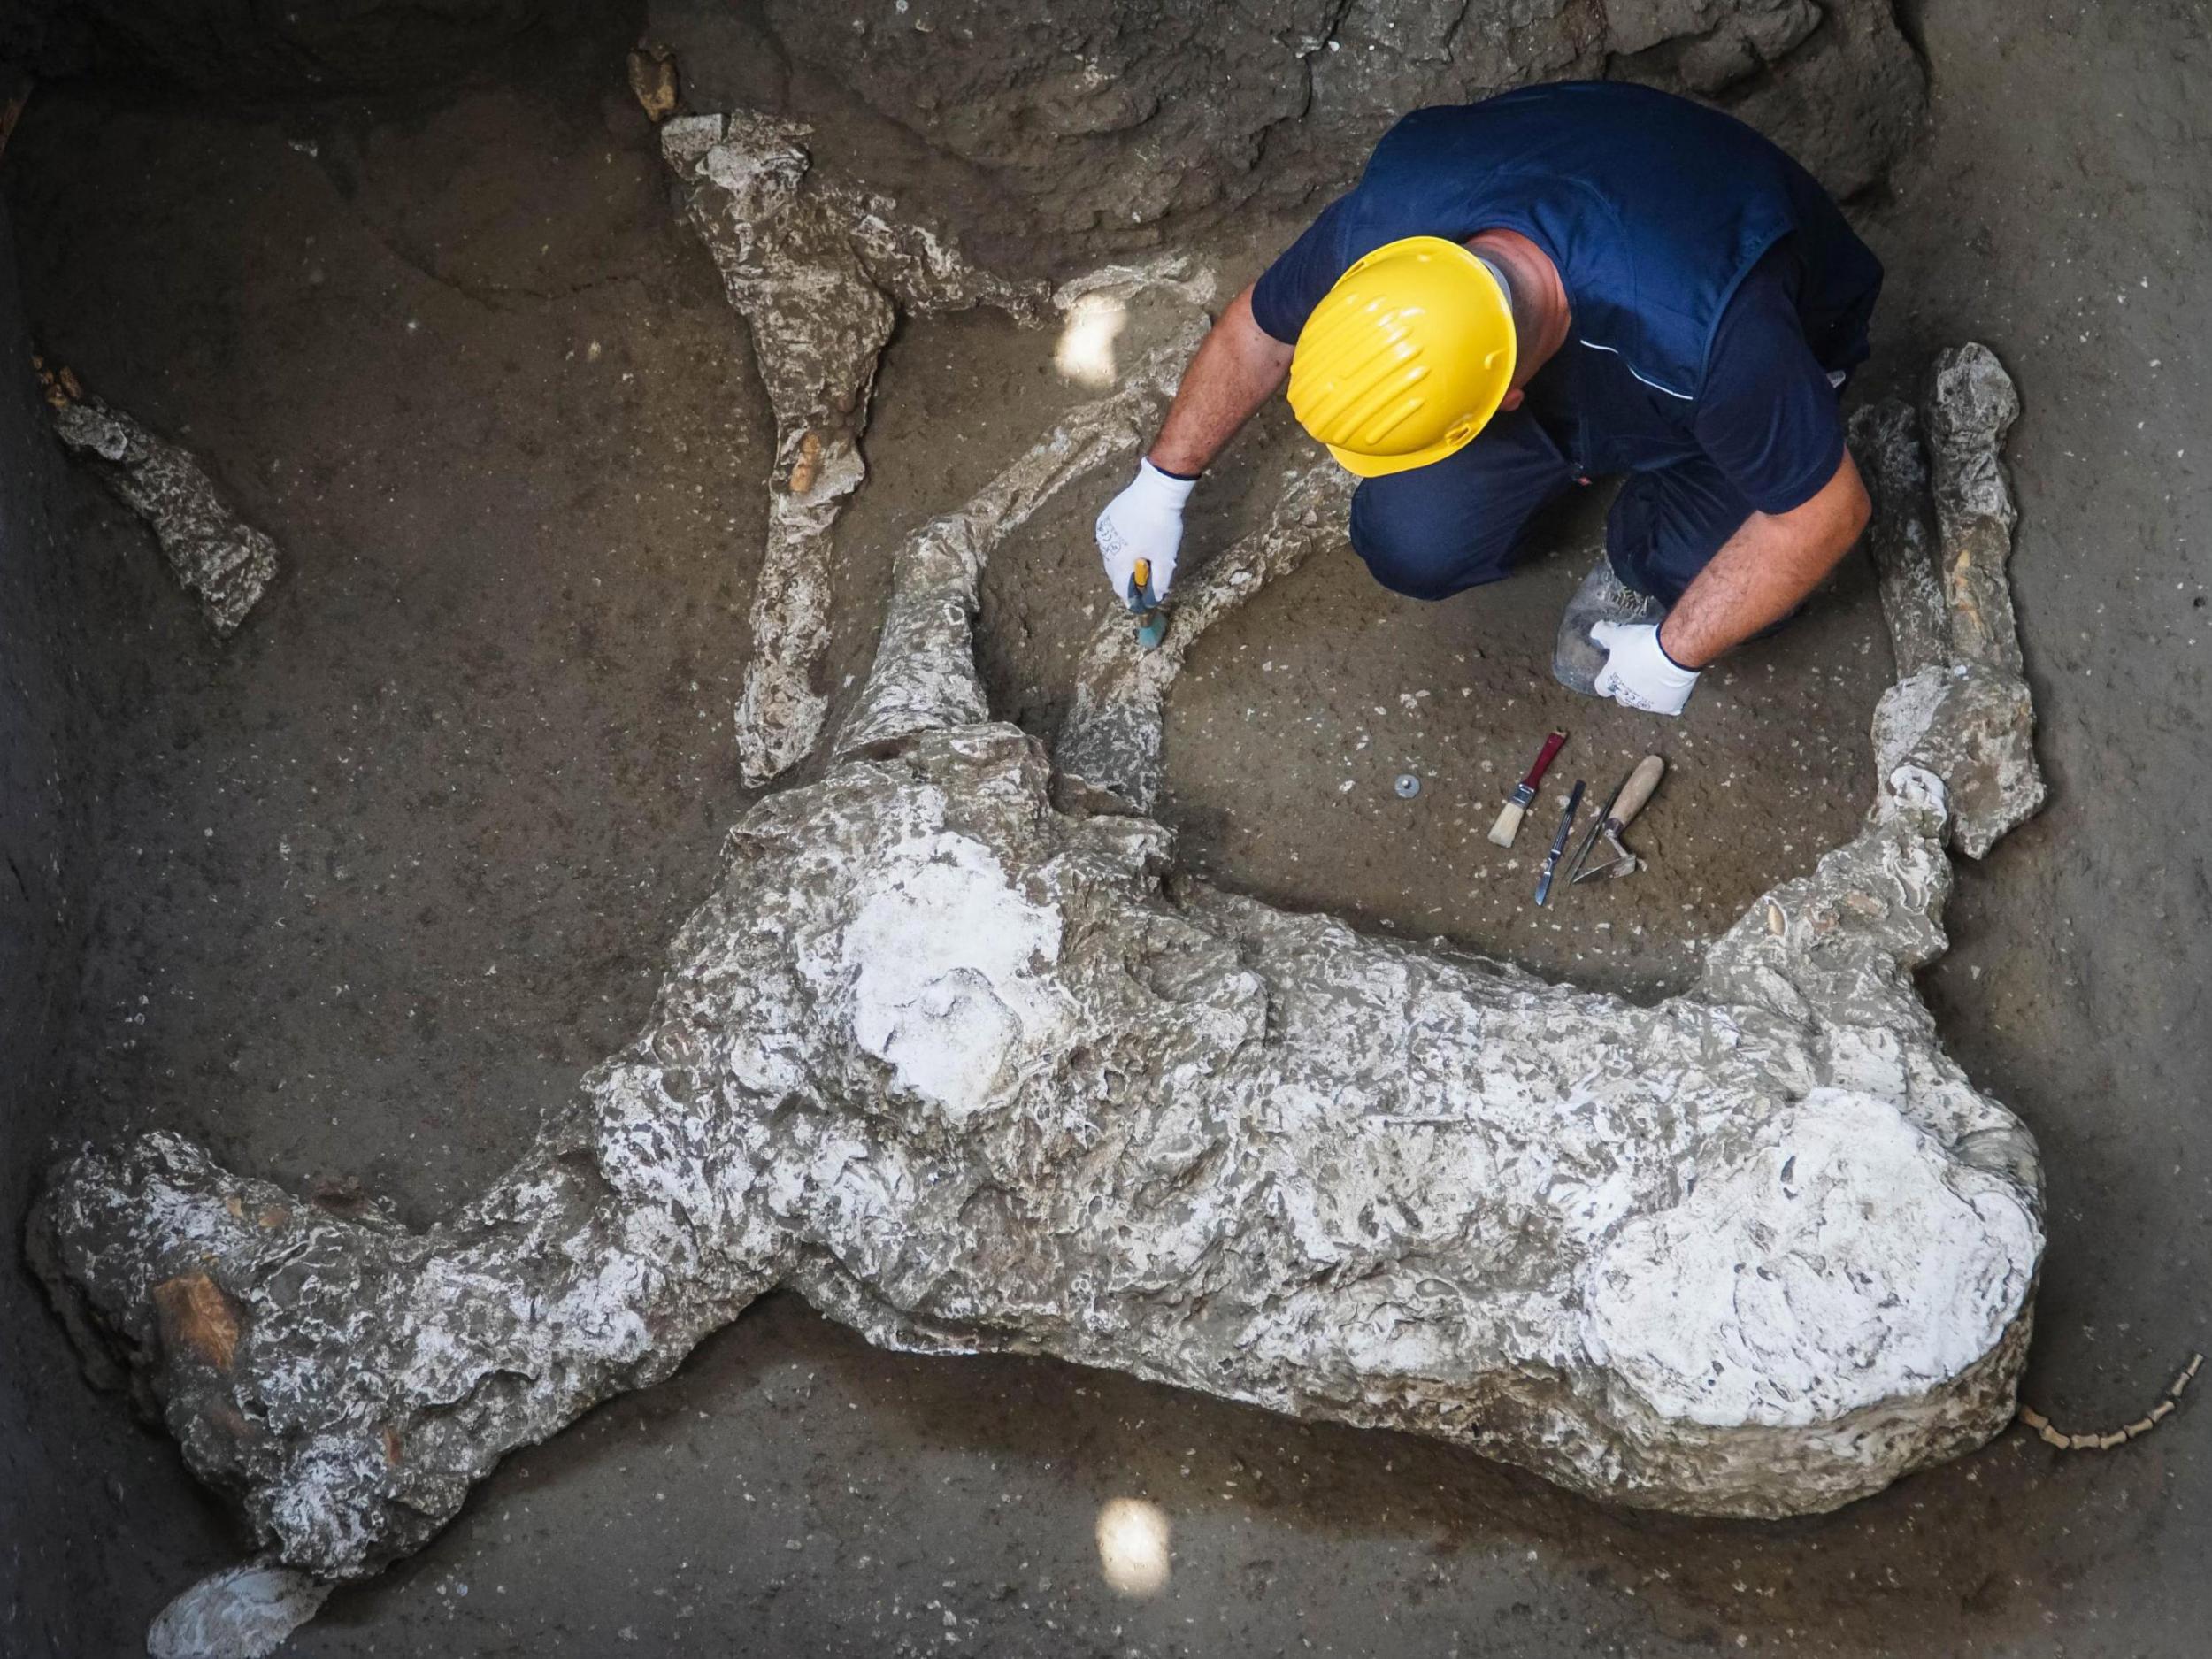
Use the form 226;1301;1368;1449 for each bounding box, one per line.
1394;773;1422;798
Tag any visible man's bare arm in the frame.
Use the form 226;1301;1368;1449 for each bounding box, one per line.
1657;449;1873;668
1148;282;1295;476
1092;284;1295;601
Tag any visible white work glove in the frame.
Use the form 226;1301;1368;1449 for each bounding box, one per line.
1591;620;1701;717
1095;459;1196;603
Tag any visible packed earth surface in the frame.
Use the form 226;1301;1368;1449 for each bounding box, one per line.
4;1;2208;1655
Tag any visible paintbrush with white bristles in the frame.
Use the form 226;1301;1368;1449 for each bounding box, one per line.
1486;729;1568;848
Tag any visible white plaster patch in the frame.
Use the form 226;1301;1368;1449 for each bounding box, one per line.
1584;1089;2038;1427
840;832;1071;1118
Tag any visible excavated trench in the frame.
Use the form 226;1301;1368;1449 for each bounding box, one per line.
4;3;2208;1656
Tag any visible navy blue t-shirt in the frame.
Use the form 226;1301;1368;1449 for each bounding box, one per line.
1256;189;1852;516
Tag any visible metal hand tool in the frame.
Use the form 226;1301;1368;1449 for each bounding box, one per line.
1127;557;1168;651
1533;778;1585;907
1568;754;1666;883
1486;729;1568;847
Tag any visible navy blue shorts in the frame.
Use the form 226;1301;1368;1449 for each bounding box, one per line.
1345;410;1759;608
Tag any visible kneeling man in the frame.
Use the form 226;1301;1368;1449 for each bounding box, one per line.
1095;81;1882;716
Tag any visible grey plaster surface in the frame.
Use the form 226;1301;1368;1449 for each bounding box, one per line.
29;344;2047;1659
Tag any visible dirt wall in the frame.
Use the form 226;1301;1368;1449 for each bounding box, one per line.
661;0;1924;269
0;0;590;88
10;1;1924;267
0;202;230;1659
0;200;96;1653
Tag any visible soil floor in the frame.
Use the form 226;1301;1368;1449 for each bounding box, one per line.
8;0;2208;1652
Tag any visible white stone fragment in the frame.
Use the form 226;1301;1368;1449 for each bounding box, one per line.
50;394;279;635
1850;354;2046;858
660;109;1049;785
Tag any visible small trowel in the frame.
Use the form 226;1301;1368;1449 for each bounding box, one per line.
1127;558;1169;651
1568;754;1665;883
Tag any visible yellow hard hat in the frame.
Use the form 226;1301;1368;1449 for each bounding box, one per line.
1286;236;1517;478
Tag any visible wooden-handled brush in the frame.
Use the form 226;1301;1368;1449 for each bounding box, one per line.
1486;730;1567;848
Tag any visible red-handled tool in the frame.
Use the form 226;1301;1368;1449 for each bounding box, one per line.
1486;729;1567;848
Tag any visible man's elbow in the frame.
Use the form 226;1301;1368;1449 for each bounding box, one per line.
1822;455;1872;561
1847;463;1873;531
1840;480;1872;549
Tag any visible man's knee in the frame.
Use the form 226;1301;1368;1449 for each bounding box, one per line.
1349;488;1509;602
